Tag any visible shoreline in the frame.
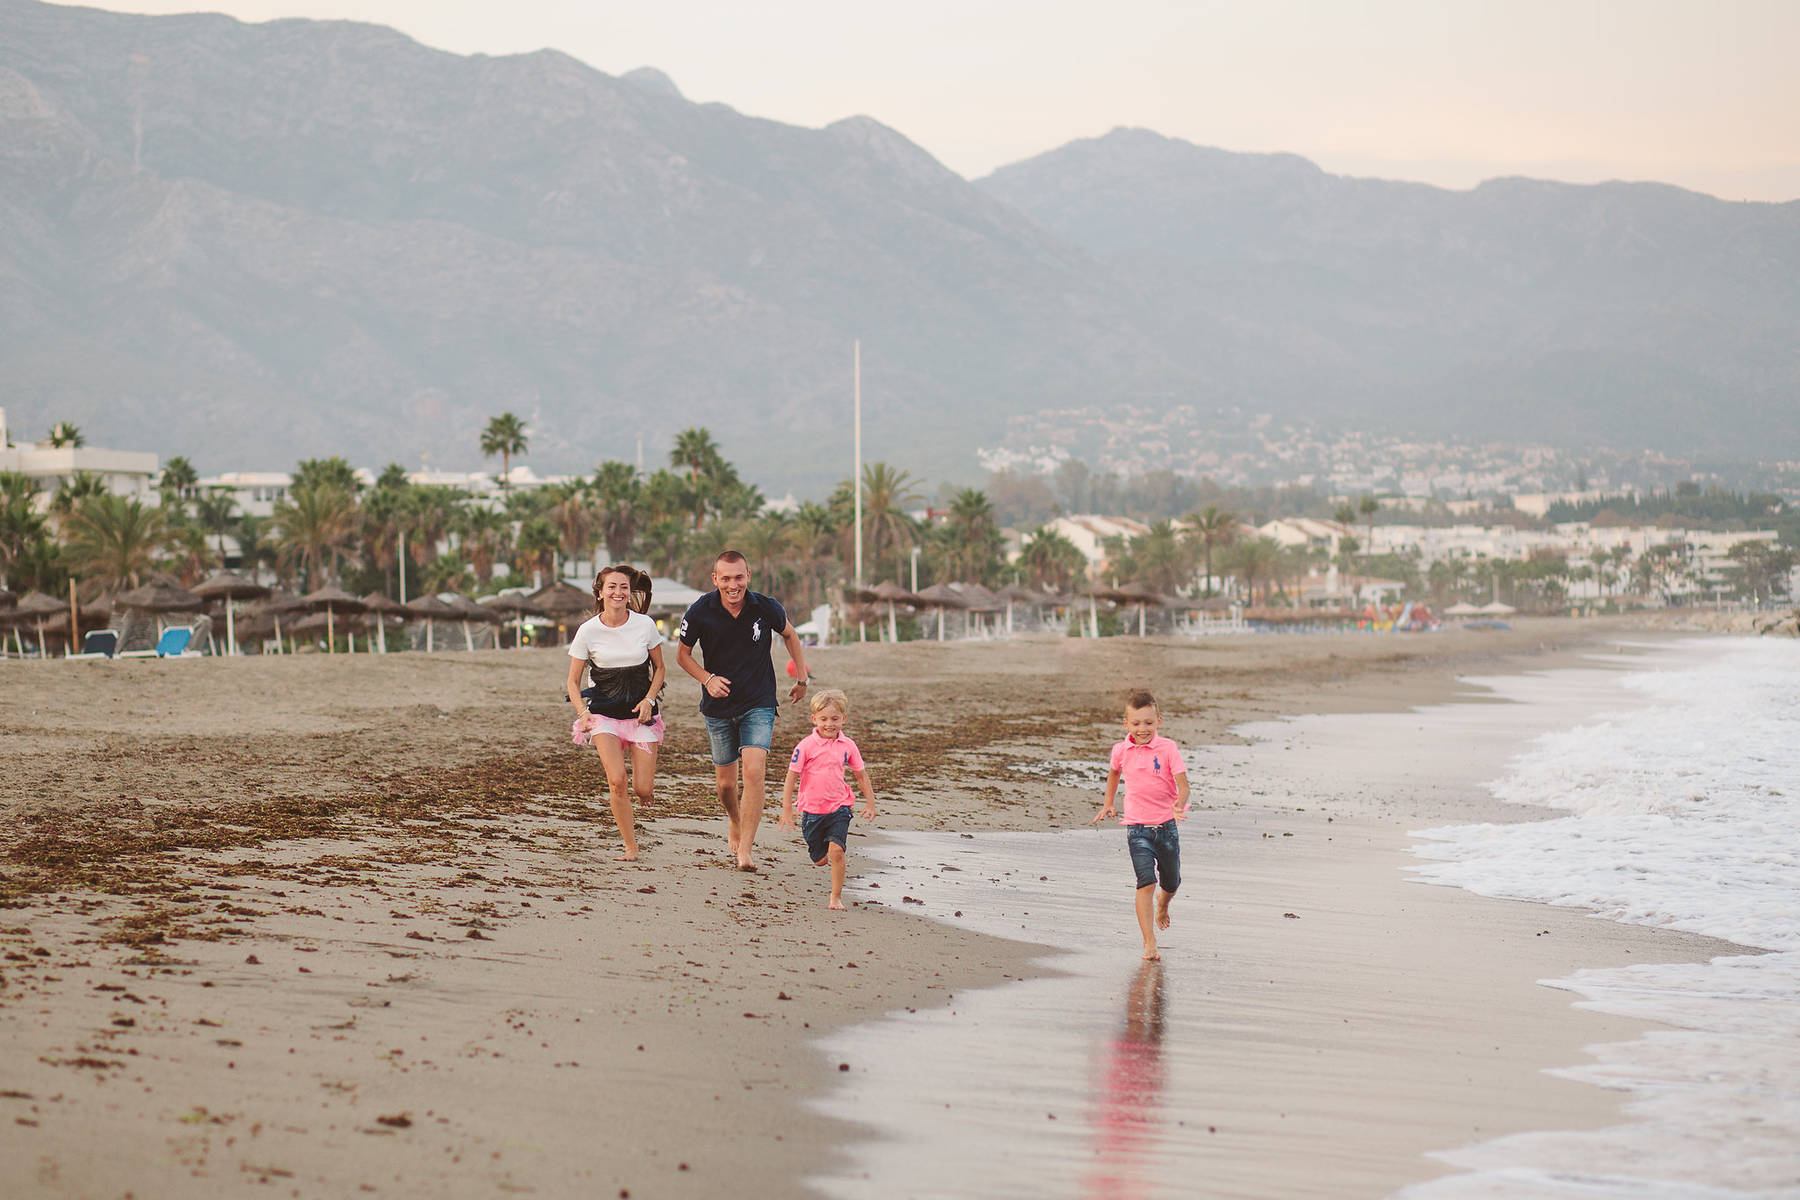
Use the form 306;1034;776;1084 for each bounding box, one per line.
0;619;1749;1196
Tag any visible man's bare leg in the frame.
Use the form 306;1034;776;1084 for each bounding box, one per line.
715;761;740;856
735;747;769;871
1135;884;1159;960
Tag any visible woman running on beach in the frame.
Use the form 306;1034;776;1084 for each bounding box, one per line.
566;565;666;861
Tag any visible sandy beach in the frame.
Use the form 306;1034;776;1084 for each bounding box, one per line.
0;621;1747;1197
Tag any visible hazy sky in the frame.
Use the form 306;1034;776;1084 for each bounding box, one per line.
72;0;1800;201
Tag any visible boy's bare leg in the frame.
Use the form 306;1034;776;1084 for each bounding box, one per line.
1135;884;1159;960
592;735;638;861
735;747;769;871
1156;888;1174;930
827;843;847;910
715;761;740;855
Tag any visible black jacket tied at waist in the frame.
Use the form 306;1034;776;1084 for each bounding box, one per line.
581;660;656;721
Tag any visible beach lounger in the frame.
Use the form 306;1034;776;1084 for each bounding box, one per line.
66;629;119;659
120;627;202;659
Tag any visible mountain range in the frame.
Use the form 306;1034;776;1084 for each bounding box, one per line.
1;0;1795;490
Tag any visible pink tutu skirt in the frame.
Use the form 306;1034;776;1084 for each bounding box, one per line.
573;712;664;747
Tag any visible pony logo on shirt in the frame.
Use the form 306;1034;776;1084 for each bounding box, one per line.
1152;755;1161;773
751;618;763;642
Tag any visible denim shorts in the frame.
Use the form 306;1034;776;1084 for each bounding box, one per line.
1126;820;1181;892
704;705;778;766
801;806;853;863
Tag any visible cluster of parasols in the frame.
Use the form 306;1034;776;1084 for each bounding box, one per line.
841;580;1238;640
0;576;609;657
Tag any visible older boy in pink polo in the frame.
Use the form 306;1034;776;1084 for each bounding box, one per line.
1093;689;1191;960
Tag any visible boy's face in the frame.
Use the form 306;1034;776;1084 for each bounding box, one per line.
1122;703;1160;745
811;705;846;739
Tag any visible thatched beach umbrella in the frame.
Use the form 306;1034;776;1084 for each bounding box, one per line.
299;585;367;654
10;590;63;656
192;571;270;656
442;593;501;651
360;592;408;654
404;593;459;652
858;581;920;643
914;583;969;642
480;592;547;650
529;581;593;643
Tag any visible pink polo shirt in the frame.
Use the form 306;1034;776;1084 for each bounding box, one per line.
1109;735;1187;825
788;731;866;814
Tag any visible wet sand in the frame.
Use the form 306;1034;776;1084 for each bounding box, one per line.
0;620;1736;1197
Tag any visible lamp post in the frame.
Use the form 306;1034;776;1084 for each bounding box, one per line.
853;339;863;644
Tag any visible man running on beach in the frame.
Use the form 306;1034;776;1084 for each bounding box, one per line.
676;549;811;871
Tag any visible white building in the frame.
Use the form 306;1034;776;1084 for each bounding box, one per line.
1257;517;1354;554
0;407;158;507
1038;514;1152;577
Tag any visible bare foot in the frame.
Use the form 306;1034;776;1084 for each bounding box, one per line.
737;858;758;872
828;897;846;911
812;857;829;868
1156;902;1172;931
615;850;639;862
1141;946;1161;961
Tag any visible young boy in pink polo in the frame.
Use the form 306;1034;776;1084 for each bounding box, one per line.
779;688;878;910
1092;689;1191;960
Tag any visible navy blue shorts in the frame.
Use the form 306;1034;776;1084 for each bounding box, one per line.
1126;820;1181;892
801;806;853;863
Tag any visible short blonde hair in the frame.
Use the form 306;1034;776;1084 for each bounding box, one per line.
809;687;849;715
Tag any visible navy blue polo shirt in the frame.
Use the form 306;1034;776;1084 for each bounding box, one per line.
678;590;789;719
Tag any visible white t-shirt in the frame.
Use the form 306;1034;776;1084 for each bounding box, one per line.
567;611;662;668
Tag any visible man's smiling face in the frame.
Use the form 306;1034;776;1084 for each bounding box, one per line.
713;558;750;606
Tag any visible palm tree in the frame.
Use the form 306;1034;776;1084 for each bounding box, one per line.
359;482;410;596
1185;506;1238;596
545;483;598;575
932;488;1003;584
272;484;360;590
455;504;511;587
159;455;199;512
62;494;167;592
50;471;110;520
591;461;642;562
512;517;560;585
725;514;793;594
785;500;841;609
670;427;723;529
192;488;239;568
46;421;85;448
1358;493;1379;554
0;470;49;589
854;462;922;584
1130;520;1191;594
481;413;530;490
1017;527;1086;592
1226;537;1283;605
638;516;691;581
403;486;461;574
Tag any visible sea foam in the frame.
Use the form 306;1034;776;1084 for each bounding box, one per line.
1404;637;1800;1197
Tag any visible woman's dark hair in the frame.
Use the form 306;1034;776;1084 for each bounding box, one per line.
593;565;653;615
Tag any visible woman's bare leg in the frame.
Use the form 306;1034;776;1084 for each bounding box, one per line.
592;734;638;860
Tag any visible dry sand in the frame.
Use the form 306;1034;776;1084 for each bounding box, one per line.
0;619;1741;1197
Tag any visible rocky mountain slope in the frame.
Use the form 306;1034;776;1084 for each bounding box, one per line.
2;1;1795;486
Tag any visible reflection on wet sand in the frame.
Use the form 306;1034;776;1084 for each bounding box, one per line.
1085;961;1168;1200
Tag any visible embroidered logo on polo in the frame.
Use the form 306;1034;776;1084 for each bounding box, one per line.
751;618;763;642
